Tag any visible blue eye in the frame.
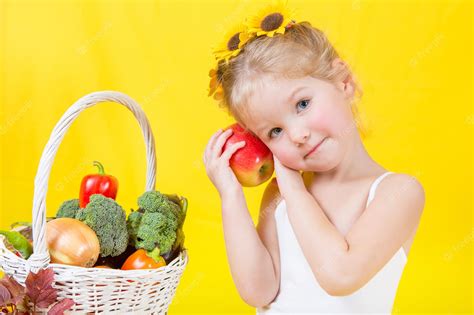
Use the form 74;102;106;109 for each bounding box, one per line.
269;127;282;138
297;99;310;111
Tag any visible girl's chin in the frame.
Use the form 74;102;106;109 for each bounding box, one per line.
303;158;340;173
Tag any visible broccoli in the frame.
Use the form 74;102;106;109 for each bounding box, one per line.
169;201;185;229
173;227;185;252
56;199;80;218
126;210;143;247
137;190;169;213
166;194;188;229
135;211;178;254
162;227;185;263
138;191;186;228
75;194;128;257
127;191;186;254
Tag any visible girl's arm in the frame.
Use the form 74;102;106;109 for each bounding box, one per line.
274;159;425;296
203;129;278;307
220;186;279;307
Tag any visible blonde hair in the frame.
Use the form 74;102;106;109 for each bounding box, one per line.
216;21;367;137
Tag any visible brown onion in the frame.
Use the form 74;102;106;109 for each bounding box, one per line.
46;218;100;267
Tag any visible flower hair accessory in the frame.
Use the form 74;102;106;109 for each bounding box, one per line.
208;0;296;102
208;64;224;102
245;1;296;37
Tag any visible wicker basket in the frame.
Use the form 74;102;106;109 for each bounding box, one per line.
0;91;188;314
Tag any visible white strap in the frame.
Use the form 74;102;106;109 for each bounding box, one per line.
366;172;395;207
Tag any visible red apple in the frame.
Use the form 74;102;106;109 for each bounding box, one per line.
222;123;274;187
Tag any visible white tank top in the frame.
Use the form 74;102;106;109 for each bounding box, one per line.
257;171;408;314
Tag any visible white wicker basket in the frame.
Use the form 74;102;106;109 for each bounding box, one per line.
0;91;188;314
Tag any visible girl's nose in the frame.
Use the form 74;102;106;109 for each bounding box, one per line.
290;129;310;145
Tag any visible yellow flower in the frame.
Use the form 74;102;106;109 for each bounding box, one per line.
208;66;224;101
245;0;296;37
213;24;253;63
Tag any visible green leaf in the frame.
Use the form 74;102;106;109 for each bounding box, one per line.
0;231;33;259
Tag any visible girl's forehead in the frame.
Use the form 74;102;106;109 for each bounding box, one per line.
247;76;312;114
243;96;288;134
249;75;323;103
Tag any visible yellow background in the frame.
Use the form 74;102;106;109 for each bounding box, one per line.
1;0;472;313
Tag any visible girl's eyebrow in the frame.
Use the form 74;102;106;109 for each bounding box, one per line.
286;86;306;103
256;124;269;133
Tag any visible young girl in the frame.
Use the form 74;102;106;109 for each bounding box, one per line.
203;3;425;314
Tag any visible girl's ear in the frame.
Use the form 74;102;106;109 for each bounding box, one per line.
331;58;355;100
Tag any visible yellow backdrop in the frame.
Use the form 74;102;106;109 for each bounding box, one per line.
1;0;472;314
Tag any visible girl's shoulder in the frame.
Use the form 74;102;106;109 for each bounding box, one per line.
359;171;425;219
364;169;423;189
374;172;425;202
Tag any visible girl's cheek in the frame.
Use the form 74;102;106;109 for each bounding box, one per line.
308;105;331;132
310;102;347;135
271;145;297;167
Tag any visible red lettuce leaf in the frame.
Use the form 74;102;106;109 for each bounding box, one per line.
47;298;75;315
25;268;57;308
1;268;74;314
0;275;25;304
0;283;12;304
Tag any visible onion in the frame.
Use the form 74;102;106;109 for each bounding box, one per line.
46;218;100;267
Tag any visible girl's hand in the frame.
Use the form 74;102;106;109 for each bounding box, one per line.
274;157;307;199
203;129;246;198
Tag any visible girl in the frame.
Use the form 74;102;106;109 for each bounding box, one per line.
203;3;425;314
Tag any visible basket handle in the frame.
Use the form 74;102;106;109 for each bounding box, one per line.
27;91;157;272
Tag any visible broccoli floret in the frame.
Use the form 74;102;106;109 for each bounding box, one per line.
56;199;80;218
135;212;178;254
166;194;188;229
128;191;187;254
75;194;128;257
126;210;143;248
173;228;185;251
169;201;185;229
138;191;186;227
138;190;171;213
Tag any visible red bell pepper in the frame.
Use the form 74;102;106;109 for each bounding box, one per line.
79;161;118;208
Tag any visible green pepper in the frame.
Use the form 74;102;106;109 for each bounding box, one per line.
0;230;33;259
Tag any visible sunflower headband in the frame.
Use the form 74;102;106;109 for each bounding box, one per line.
208;1;296;103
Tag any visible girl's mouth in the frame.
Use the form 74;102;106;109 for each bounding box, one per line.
305;137;327;158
